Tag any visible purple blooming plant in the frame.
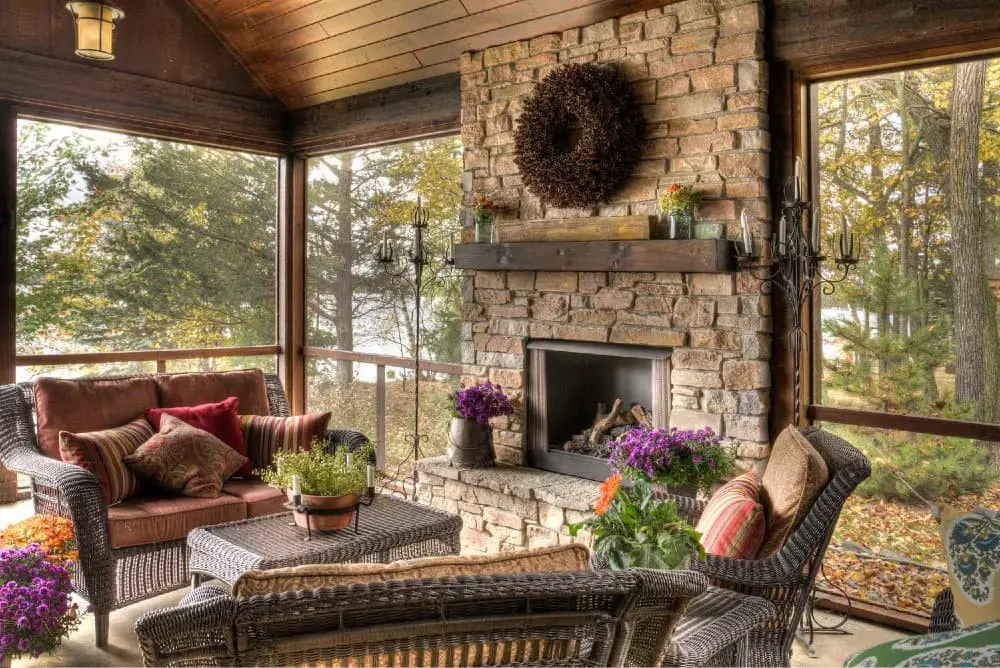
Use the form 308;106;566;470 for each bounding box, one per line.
0;545;81;660
610;426;734;493
451;382;515;425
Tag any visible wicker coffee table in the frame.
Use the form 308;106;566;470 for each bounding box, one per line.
187;495;462;587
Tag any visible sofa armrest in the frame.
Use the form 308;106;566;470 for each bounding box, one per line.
326;429;370;453
930;589;958;634
135;594;236;667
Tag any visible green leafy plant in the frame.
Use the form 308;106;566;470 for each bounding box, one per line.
658;183;705;215
257;442;375;497
569;474;705;570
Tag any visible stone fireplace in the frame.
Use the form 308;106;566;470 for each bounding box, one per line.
416;0;772;553
526;340;671;481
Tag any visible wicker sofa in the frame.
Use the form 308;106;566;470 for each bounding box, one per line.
660;427;871;666
135;568;710;667
0;370;367;648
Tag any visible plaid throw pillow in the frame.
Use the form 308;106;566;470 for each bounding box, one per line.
695;471;766;559
59;417;153;505
239;412;331;471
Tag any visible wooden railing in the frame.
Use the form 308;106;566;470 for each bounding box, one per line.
15;345;281;373
303;346;463;466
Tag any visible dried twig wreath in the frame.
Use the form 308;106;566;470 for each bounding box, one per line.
513;63;645;208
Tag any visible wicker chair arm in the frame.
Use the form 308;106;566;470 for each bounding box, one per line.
135;594;236;667
929;588;958;634
690;552;804;588
326;429;370;453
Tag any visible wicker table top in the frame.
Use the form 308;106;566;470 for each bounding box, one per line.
187;495;463;586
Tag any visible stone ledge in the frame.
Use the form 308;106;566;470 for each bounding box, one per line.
417;456;599;511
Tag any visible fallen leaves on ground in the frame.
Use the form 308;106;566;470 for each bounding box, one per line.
821;483;998;616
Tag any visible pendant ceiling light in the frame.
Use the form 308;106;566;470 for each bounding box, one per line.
65;1;125;61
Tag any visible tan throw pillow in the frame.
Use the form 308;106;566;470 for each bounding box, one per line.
233;544;592;597
124;414;248;498
757;426;830;557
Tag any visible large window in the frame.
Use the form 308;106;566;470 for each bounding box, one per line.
15;119;279;379
811;56;1000;619
304;136;463;472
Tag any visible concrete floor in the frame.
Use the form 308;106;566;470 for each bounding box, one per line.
2;498;908;667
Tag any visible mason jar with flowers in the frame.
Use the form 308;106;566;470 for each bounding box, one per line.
609;426;734;497
658;184;705;240
471;195;498;243
447;382;514;468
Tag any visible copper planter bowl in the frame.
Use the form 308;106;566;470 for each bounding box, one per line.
288;491;361;532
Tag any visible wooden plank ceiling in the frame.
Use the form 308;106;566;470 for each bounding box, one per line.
187;0;659;109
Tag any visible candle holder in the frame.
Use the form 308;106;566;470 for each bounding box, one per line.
736;177;860;421
376;196;459;498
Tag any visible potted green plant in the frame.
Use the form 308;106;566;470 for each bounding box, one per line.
609;426;734;496
569;474;705;570
658;184;705;239
258;443;376;532
447;382;514;468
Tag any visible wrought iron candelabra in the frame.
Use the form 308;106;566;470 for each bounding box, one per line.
735;165;860;422
376;196;457;498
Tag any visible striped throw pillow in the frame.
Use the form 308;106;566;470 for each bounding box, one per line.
695;471;766;559
240;412;331;471
59;417;153;505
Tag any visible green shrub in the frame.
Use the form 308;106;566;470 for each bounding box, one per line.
828;424;995;502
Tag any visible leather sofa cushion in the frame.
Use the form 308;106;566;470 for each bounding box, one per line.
221;480;286;518
155;369;269;416
107;493;246;549
232;544;592;597
35;375;159;460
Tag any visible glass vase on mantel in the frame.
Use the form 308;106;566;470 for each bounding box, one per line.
658;208;695;240
474;214;495;243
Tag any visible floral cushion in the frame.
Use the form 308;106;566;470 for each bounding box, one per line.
239;412;331;471
941;506;1000;627
147;397;251;477
59;417;153;505
124;414;247;498
844;620;1000;667
695;471;766;559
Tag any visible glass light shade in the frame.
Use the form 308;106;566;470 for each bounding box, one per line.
66;1;125;61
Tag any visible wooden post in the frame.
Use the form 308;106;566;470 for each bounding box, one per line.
278;154;307;414
376;364;386;467
0;101;15;387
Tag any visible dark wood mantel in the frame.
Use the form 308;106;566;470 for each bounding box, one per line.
453;239;736;273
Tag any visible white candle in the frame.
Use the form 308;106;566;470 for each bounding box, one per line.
740;209;751;253
291;475;301;497
380;229;389;260
811;206;821;253
367;464;376;489
777;214;787;253
793;157;802;201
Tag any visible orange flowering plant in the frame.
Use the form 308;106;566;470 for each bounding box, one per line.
569;477;704;570
658;183;705;215
0;516;78;565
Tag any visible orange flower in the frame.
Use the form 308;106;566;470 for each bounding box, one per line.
0;515;78;563
668;183;683;194
595;473;622;516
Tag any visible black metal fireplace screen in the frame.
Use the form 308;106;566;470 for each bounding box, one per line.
526;340;671;481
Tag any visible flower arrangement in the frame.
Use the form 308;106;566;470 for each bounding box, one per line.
610;426;734;493
451;382;515;425
0;545;81;661
0;516;78;564
471;195;498;224
659;184;705;214
257;442;375;497
570;474;705;570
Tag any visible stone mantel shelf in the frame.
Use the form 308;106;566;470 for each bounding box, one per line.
454;239;736;273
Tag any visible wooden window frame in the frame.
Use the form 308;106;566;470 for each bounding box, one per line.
802;46;1000;442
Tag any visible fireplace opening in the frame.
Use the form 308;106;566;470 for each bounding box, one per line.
526;340;671;481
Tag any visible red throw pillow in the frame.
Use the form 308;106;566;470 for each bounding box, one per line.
146;397;251;477
124;414;248;498
695;471;766;559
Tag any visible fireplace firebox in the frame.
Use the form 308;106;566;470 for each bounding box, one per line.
526;340;671;481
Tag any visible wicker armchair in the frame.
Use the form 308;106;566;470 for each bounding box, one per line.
135;569;709;667
0;373;367;648
660;427;871;666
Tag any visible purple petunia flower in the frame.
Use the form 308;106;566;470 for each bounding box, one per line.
453;382;515;424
